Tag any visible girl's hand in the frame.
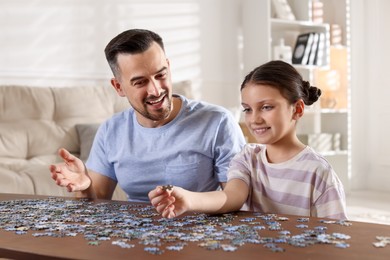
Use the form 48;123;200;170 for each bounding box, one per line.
148;186;190;219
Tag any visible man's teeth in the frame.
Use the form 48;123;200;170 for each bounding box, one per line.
148;96;164;104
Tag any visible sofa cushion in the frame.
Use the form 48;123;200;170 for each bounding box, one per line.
0;166;36;194
76;123;100;162
19;164;72;197
0;164;127;200
0;85;129;160
0;155;58;171
0;120;77;160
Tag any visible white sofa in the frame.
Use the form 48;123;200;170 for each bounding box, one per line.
0;81;193;200
0;85;130;200
0;82;193;200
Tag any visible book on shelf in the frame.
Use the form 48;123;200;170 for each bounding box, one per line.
308;33;319;65
292;32;326;66
292;32;314;65
314;32;325;66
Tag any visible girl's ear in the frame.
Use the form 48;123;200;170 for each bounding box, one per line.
292;99;305;120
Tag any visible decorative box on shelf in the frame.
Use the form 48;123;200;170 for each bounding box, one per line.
298;132;341;152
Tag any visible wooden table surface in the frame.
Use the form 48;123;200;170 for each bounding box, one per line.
0;193;389;260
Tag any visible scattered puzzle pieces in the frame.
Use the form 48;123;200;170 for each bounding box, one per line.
373;236;390;248
0;198;357;255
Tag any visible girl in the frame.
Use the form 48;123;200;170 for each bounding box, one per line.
149;60;347;220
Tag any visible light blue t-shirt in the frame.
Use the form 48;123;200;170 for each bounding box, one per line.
86;95;246;202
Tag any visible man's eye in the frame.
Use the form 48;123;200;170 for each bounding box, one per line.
156;73;167;79
134;80;146;86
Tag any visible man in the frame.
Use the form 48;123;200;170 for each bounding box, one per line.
50;29;246;202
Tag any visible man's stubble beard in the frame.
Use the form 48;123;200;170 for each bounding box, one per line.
131;94;172;122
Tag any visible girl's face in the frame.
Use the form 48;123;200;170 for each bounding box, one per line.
241;83;302;146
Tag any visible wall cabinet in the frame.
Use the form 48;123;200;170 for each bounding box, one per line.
242;0;351;190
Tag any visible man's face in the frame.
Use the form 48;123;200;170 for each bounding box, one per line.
112;42;173;127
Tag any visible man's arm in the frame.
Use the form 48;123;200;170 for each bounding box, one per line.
78;170;117;200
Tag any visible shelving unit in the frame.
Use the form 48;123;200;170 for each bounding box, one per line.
242;0;351;190
271;18;330;73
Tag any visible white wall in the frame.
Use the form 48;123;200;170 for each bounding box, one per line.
350;0;368;190
365;0;390;192
350;0;390;192
362;0;390;192
198;0;242;109
0;0;242;111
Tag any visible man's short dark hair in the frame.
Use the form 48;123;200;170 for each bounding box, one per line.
104;29;165;77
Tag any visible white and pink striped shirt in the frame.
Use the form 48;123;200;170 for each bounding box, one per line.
228;144;347;220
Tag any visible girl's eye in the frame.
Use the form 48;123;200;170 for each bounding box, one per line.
262;105;273;111
242;108;251;113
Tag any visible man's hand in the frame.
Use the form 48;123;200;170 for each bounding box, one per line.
49;148;92;192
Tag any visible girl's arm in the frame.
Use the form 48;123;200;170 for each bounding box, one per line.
149;179;249;218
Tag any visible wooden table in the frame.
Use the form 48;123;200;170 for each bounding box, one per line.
0;193;389;260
